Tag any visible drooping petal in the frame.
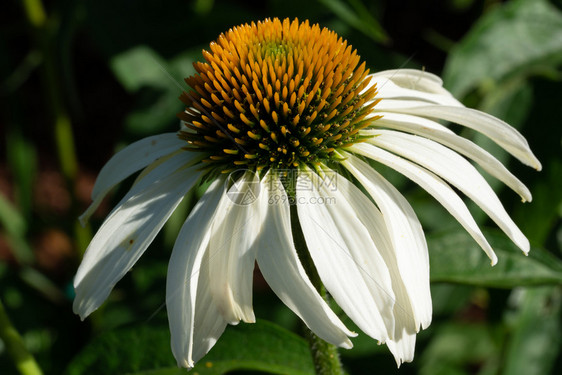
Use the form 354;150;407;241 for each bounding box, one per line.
255;172;355;349
349;142;498;265
208;171;262;324
166;177;226;368
369;69;449;95
369;74;462;107
329;168;418;365
374;101;542;171
190;255;228;364
106;150;198;216
73;165;201;318
80;133;187;224
386;330;416;367
368;130;530;254
363;112;532;202
296;168;396;342
341;155;432;331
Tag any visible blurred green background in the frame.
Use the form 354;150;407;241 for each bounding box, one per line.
1;0;561;374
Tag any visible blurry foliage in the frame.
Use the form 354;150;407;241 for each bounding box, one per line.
65;320;315;375
1;0;561;374
429;229;562;288
443;0;562;98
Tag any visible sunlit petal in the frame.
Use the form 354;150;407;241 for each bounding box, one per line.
333;171;418;365
166;178;225;367
74;165;201;318
255;172;355;348
80;133;187;224
208;172;262;324
342;155;432;331
349;143;498;264
374;102;541;170
368;130;530;254
363;112;532;202
296;168;396;341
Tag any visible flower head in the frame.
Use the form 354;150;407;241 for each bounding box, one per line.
178;18;377;174
74;18;540;368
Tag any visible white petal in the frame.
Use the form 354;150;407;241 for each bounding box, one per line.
91;133;185;199
80;133;187;224
350;142;498;265
341;155;432;330
387;330;416;367
81;150;194;227
296;168;396;342
73;165;200;318
364;112;532;202
166;178;226;368
333;171;418;365
374;102;542;171
370;69;446;93
190;256;228;364
255;172;355;349
365;69;462;107
369;130;530;254
107;151;197;215
208;172;262;324
371;77;463;107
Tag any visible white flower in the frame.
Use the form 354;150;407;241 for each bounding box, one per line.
73;18;540;369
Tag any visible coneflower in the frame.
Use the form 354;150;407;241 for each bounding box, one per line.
73;17;540;370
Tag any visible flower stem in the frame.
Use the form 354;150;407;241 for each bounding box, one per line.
0;299;44;375
304;322;346;375
289;191;345;375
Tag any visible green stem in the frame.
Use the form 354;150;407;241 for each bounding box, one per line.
21;0;78;182
288;180;345;375
303;321;346;375
21;0;90;256
0;299;44;375
22;0;46;28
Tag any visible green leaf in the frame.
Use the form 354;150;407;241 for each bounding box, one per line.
501;287;562;375
430;284;473;317
65;320;314;375
428;229;562;287
110;46;173;92
123;89;184;136
173;320;314;375
109;46;200;137
443;0;562;97
514;160;562;246
0;193;33;265
0;193;26;237
5;128;37;218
